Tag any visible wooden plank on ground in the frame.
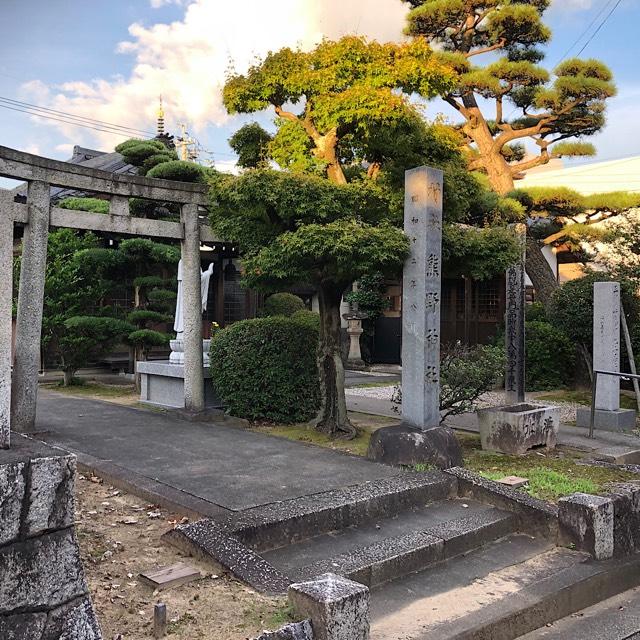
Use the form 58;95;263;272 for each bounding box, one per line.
139;562;201;591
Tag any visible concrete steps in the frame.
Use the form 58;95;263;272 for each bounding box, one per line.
517;586;640;639
369;536;640;640
166;471;522;594
264;500;515;588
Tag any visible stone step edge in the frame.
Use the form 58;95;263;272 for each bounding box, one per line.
429;552;640;640
163;520;291;596
217;471;458;552
293;508;516;588
445;467;559;538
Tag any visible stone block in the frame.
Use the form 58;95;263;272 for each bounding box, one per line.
478;403;559;455
42;596;103;640
0;461;26;547
253;620;314;640
25;455;76;537
558;493;614;560
289;573;370;640
138;360;222;410
367;423;463;469
0;612;47;639
576;407;637;432
608;483;640;556
0;528;88;613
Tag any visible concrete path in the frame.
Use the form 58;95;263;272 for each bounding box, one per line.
345;389;640;464
32;389;397;517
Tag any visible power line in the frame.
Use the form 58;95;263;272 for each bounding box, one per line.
555;0;616;64
0;102;148;139
0;95;155;136
0;93;239;160
575;0;623;57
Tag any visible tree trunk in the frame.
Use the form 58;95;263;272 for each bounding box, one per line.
312;284;356;439
525;228;559;308
62;368;74;387
475;139;561;309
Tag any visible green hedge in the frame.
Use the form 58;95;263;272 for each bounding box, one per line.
525;320;575;390
210;315;319;423
261;292;306;317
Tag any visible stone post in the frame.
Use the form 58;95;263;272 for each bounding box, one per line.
289;573;369;640
367;166;463;469
0;196;13;449
181;203;205;412
11;181;50;433
576;282;636;430
401;166;443;430
505;223;526;404
594;281;620;410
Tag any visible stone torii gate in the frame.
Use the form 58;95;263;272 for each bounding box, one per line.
0;145;217;449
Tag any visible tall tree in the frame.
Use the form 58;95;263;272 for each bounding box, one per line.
403;0;616;302
211;171;408;438
220;36;521;436
224;36;456;185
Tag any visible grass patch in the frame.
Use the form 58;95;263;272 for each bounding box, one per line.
252;421;377;457
460;432;638;502
45;381;137;399
537;389;638;411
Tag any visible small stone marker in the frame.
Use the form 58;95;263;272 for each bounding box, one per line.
154;602;167;639
289;573;369;640
497;476;529;489
140;562;200;591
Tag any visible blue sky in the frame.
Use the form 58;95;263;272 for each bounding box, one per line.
0;0;638;172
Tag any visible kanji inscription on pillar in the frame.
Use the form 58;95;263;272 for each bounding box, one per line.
402;166;443;430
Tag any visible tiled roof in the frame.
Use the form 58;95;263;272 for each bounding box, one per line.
11;144;137;202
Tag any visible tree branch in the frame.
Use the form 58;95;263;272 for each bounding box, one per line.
465;39;506;58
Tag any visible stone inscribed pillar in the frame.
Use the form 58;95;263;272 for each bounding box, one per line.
401;166;443;430
576;281;636;431
594;281;620;411
367;166;462;468
505;223;526;404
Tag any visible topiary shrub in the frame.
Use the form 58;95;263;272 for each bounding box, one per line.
210;315;319;423
146;160;206;183
525;320;575;391
290;309;320;331
261;292;306;317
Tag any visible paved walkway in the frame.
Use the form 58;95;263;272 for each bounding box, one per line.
346;389;640;464
33;389;397;518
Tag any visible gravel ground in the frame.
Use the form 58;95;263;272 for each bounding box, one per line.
347;385;580;423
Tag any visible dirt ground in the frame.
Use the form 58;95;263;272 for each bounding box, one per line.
75;474;291;640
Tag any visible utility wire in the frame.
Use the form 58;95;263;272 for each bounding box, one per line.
555;0;616;64
0;95;155;136
0;93;240;160
575;0;623;57
0;103;147;139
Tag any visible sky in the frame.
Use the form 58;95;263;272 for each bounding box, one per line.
0;0;639;175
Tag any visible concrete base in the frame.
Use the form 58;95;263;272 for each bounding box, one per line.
478;403;559;456
137;360;222;410
576;407;637;433
367;423;463;469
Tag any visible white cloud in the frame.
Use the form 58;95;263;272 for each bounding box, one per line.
22;0;407;152
149;0;184;7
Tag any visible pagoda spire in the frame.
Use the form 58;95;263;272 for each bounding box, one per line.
157;95;165;136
